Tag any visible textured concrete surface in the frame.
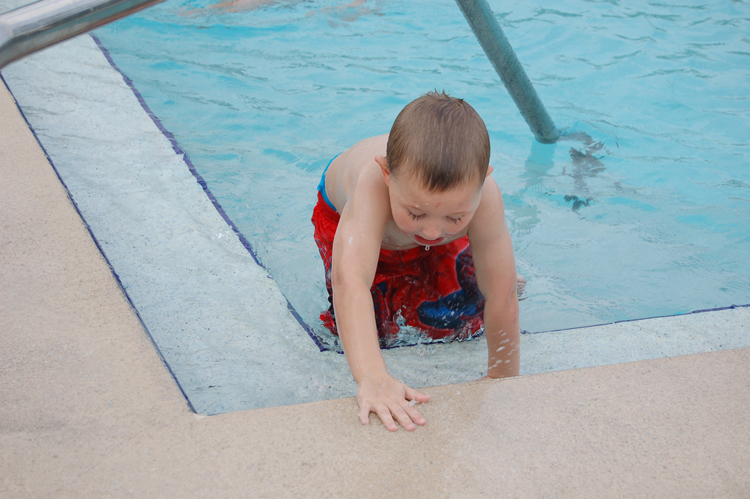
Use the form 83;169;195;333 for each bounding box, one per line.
2;74;750;497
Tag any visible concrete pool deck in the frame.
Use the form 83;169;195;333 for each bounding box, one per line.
3;71;750;498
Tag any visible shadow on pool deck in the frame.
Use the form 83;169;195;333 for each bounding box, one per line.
2;78;749;497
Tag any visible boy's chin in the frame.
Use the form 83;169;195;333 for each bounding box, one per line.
413;235;444;245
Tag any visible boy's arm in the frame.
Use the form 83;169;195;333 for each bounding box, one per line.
469;177;520;378
332;169;430;431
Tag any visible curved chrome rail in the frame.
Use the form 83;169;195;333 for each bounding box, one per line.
0;0;165;69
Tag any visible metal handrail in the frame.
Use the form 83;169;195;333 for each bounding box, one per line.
455;0;560;143
0;0;164;69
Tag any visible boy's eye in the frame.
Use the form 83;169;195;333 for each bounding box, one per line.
448;216;464;224
408;210;426;221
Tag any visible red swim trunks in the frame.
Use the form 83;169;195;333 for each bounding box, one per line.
311;191;485;347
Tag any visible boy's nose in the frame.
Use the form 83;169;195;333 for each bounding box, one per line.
422;224;442;240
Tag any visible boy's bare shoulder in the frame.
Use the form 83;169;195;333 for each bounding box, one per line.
326;134;388;212
332;134;388;175
468;176;506;243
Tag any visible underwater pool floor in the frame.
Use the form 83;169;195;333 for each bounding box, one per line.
2;14;749;415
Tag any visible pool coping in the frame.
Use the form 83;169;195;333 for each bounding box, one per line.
3;52;750;498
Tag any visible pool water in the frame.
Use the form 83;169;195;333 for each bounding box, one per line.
93;0;750;343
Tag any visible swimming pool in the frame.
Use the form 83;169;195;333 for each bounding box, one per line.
93;0;750;334
3;0;749;414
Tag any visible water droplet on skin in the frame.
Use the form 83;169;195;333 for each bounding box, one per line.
348;236;353;245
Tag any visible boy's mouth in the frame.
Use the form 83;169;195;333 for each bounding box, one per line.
414;235;444;245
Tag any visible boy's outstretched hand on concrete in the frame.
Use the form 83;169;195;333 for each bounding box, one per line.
356;374;431;432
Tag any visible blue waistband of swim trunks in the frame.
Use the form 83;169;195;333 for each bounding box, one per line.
317;154;339;212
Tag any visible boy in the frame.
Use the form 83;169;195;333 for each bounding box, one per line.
311;91;520;431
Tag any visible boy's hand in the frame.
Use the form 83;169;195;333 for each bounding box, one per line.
356;374;430;431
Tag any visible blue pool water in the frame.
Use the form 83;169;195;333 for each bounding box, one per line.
94;0;750;342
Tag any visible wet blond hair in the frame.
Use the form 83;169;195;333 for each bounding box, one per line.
386;91;490;191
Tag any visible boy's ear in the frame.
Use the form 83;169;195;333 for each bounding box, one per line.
375;155;390;186
486;165;494;177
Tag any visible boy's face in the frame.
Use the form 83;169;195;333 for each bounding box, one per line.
378;158;492;246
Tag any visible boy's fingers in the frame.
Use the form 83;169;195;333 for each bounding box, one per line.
358;402;371;425
414;390;431;403
402;404;426;426
374;404;399;432
405;386;430;403
389;405;416;432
